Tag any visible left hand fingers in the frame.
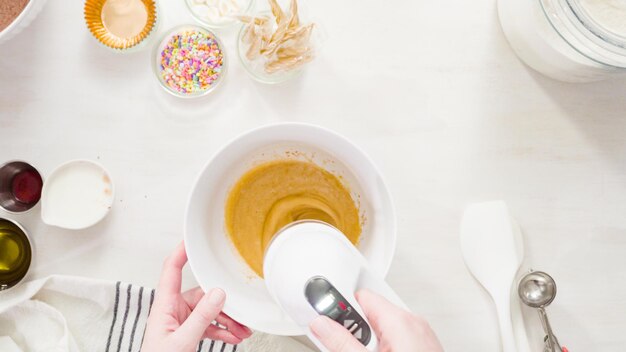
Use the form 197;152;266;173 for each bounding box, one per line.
183;287;252;340
216;312;253;339
204;324;244;345
154;242;187;306
175;288;226;343
182;286;204;308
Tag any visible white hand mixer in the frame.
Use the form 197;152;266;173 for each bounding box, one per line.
263;220;408;352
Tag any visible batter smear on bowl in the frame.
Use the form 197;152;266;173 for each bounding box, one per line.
225;160;361;277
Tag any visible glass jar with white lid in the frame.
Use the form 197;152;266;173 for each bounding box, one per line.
498;0;626;82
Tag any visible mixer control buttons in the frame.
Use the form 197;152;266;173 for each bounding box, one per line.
304;276;372;346
354;328;362;340
355;324;371;345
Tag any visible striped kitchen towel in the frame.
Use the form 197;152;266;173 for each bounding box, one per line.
0;275;313;352
104;281;237;352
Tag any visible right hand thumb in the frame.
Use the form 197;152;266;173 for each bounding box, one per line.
310;315;367;352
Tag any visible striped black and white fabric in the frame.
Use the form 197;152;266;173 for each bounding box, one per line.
0;276;237;352
105;282;237;352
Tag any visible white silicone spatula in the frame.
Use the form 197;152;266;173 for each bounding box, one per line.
510;219;532;352
460;201;524;352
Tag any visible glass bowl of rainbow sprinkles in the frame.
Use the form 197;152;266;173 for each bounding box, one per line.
152;25;227;98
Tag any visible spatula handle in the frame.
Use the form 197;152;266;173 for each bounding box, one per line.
496;297;517;352
511;281;532;352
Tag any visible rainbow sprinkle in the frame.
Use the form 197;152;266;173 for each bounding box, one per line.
159;29;224;95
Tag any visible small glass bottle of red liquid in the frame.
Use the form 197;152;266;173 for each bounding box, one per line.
0;161;43;213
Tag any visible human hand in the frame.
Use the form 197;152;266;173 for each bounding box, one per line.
141;243;252;352
309;289;443;352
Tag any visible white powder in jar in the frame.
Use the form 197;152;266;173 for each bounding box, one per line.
578;0;626;36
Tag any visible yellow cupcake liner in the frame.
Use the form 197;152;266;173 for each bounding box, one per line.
84;0;157;50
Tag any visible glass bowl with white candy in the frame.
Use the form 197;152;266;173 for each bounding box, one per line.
186;0;255;28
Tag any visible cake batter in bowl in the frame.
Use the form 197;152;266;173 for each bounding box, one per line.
184;123;396;336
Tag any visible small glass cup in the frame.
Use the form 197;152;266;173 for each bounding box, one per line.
237;17;304;84
0;217;33;291
186;0;255;29
0;161;43;213
236;9;324;84
152;25;228;98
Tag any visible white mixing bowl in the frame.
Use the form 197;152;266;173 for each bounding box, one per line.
184;123;396;335
0;0;47;45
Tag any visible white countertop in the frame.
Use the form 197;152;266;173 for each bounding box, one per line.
2;0;626;350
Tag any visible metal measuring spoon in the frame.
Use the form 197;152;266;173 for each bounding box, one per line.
518;271;562;352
